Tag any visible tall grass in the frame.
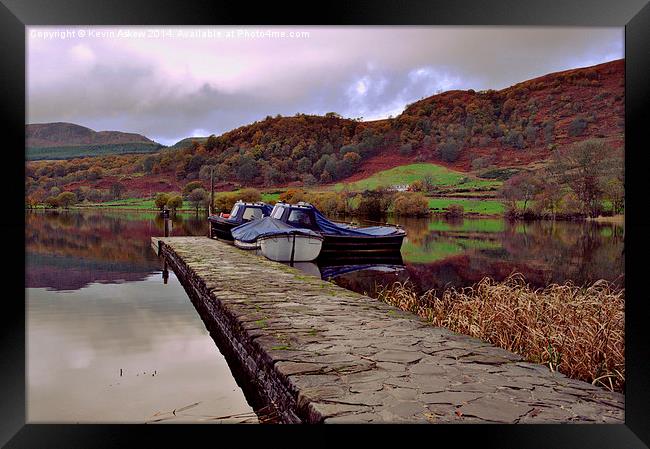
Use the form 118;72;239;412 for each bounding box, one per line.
376;274;624;392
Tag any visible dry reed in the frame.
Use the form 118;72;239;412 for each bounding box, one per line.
376;273;625;392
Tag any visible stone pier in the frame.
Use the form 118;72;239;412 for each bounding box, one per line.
152;236;624;424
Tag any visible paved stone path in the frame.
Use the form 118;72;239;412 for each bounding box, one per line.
154;236;624;424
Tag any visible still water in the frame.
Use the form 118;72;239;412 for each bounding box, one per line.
26;210;256;423
26;209;624;422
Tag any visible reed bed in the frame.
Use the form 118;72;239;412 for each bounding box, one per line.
376;274;625;392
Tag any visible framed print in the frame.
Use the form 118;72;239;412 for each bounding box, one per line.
3;0;650;447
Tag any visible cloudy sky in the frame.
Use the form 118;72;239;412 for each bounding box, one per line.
27;26;623;146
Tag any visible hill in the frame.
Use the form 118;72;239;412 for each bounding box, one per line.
25;59;624;199
140;59;624;186
167;137;209;150
26;122;162;160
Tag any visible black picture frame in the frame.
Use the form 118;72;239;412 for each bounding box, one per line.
3;0;649;447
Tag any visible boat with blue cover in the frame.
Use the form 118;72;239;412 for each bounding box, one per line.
231;216;323;262
208;201;273;241
268;202;406;255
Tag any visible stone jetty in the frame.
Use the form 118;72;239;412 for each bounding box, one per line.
152;236;624;424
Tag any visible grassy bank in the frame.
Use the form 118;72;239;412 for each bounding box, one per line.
427;197;505;215
332;163;501;192
72;197;197;212
376;274;624;392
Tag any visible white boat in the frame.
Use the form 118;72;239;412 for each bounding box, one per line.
259;232;323;262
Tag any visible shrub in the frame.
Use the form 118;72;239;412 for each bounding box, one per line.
392;192;430;217
568;117;588;137
155;193;170;210
214;192;239;212
182;181;204;197
356;189;393;218
279;189;309;204
167;195;183;212
44;196;59;208
237;188;262;203
213;188;262;212
445;204;464;218
56;191;76;209
410;180;424;192
308;191;348;215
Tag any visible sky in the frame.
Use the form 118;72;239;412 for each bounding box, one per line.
27;26;623;146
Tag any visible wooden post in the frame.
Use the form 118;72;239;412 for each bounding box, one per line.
164;214;170;237
210;167;215;215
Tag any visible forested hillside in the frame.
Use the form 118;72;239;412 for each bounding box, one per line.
25;59;624;201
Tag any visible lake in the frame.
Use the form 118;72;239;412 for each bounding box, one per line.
25;209;624;422
26;210;257;423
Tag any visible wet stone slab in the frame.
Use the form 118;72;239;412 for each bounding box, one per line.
154;237;624;424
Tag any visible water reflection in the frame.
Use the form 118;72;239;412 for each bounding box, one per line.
294;215;624;297
25;209;624;421
26;210;254;423
26;210;208;291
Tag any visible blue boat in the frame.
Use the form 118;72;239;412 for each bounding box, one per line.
208;201;273;241
269;202;406;256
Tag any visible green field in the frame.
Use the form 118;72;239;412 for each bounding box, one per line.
333;163;501;192
427;198;505;215
259;192;281;203
75;197;194;211
26;143;163;160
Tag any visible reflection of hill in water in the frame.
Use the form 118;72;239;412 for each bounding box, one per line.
26;253;157;291
402;219;624;294
26;210;207;291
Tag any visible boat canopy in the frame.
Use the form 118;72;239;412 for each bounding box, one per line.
300;204;403;237
231;216;321;243
208;202;273;223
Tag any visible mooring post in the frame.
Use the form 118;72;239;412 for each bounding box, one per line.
164;209;170;237
162;260;169;284
210;167;215;212
209;167;215;238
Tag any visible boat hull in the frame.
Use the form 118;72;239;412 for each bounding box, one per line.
259;234;324;262
208;217;238;241
234;239;260;250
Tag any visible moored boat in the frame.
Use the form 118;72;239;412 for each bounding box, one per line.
259;232;323;262
268;202;406;255
232;216;323;261
208;201;272;241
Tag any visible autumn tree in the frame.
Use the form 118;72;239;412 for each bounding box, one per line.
188;188;209;213
549;139;622;217
501;172;544;214
155;193;170;210
167;195;183;213
110;182;124;200
87;166;104;181
56;191;76;209
182;181;204;197
44;196;59;208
